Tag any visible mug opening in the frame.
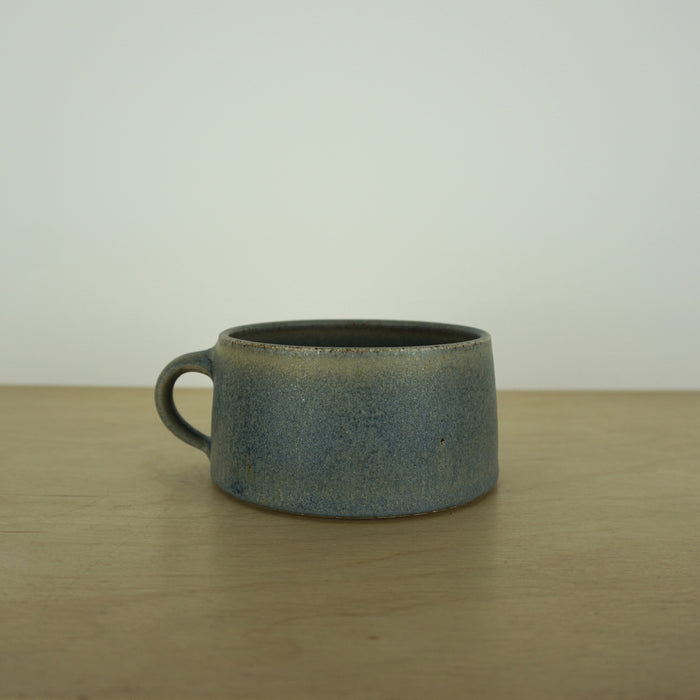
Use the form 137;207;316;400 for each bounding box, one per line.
227;321;483;349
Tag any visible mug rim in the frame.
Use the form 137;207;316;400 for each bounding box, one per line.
219;319;491;352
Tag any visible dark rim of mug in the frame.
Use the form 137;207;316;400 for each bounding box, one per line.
219;320;491;352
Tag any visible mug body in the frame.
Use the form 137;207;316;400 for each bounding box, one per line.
205;320;498;517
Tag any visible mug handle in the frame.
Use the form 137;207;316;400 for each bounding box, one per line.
155;349;214;456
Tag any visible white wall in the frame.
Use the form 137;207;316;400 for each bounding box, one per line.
1;1;698;389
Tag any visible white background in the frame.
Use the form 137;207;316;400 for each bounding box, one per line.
1;1;698;388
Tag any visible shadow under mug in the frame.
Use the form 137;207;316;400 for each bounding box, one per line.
155;319;498;518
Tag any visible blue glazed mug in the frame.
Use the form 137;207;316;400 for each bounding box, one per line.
155;320;498;518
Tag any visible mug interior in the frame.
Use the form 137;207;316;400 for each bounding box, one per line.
228;321;482;348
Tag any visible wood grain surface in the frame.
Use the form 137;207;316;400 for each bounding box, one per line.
1;388;698;699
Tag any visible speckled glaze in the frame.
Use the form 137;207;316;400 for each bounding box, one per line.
155;320;498;518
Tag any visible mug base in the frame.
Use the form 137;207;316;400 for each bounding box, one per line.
211;479;497;519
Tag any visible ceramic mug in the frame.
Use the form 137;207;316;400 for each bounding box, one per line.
155;319;498;518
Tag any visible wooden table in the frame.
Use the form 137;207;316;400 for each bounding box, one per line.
1;388;698;699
